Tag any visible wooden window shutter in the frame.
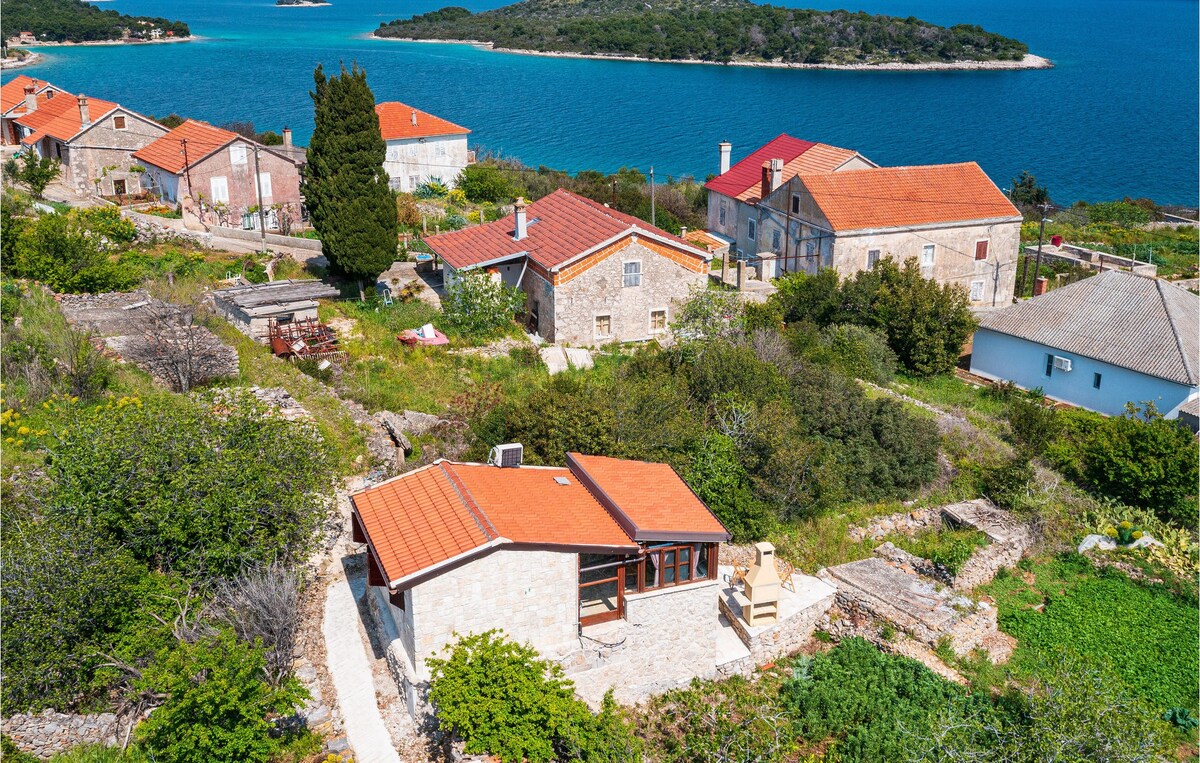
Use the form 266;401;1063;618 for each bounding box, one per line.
975;241;989;260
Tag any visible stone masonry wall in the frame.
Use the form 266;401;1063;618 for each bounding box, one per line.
3;710;138;760
717;587;833;665
71;109;168;196
551;238;706;345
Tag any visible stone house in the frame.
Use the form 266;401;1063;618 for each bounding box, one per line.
759;162;1023;305
704;134;877;259
1;75;69;146
350;450;734;712
971;270;1198;417
376;101;471;193
12;90;167;196
423;189;711;345
133;120;304;231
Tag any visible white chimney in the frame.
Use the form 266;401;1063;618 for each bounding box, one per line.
718;141;732;175
282;127;292;148
513;197;528;241
23;85;36;113
770;158;784;191
411;110;418;127
77;95;90;127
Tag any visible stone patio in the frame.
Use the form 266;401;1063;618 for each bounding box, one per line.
717;565;836;665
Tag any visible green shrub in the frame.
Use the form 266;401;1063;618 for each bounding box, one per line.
1005;394;1060;455
894;528;989;575
415;179;449;199
507;344;543;369
685;433;776;542
456;164;516;204
814;323;897;383
442;270;526;336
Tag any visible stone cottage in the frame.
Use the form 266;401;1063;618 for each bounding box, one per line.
376;101;471;193
133;120;304;231
1;75;69;146
704;134;877;259
12;89;168;197
351;450;739;712
758;162;1023;305
422;189;712;345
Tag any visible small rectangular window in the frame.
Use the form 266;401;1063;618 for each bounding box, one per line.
650;309;667;333
747;219;757;242
867;249;880;269
1045;354;1054;378
623;261;641;288
209;175;229;203
970;280;985;301
719;201;727;227
388;176;402;191
921;244;936;267
256;172;272;199
791;194;800;214
112;115;126;130
595;315;611;338
975;240;989;260
112;178;127;196
771;229;781;251
1093;372;1102;389
230;144;248;165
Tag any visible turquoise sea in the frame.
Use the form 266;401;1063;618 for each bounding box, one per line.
4;0;1198;203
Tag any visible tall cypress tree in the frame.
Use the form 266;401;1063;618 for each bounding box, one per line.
303;64;399;298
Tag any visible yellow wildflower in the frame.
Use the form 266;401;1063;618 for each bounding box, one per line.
17;426;29;436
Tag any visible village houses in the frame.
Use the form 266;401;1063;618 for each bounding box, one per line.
970;270;1199;418
1;75;68;146
133;120;305;231
421;188;712;345
376;101;471;193
10;82;168;197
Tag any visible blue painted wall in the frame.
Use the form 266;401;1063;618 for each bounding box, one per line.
970;328;1198;418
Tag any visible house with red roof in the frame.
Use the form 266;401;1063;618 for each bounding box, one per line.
349;449;735;710
422;189;711;345
376;101;471;193
763;162;1023;305
133;120;304;231
11;88;167;197
1;76;69;145
704;134;876;262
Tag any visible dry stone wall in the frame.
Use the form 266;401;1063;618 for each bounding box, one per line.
2;710;137;760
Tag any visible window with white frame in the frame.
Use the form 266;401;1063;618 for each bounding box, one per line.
436;141;447;157
623;261;642;287
209;176;229;203
408;175;420;190
649;309;667;333
969;280;985;301
867;249;880;269
406;144;418;158
112;115;126;130
921;244;935;267
256;172;272;200
595;315;612;339
389;176;402;191
747;219;757;242
230;145;248;165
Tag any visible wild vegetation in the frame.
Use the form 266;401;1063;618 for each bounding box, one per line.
376;0;1029;66
0;0;190;42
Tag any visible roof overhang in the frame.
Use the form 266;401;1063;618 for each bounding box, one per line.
442;251;528;272
549;227;711;273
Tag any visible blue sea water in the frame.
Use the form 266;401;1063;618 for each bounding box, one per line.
4;0;1198;203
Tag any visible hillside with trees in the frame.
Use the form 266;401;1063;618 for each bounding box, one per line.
375;0;1029;66
1;0;190;43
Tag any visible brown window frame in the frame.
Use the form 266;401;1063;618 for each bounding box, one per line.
975;240;989;261
631;542;717;594
579;554;628;627
113;115;127;130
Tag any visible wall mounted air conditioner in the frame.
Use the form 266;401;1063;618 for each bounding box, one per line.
489;443;524;468
1053;356;1073;372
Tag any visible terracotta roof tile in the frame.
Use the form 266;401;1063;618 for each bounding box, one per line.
1;76;69;116
132;119;240;174
423;188;702;271
704;134;865;204
797;162;1021;232
567;453;729;542
376;101;470;141
14;92;117;142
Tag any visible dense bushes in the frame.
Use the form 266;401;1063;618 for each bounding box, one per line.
427;631;640;763
442;269;528;336
2;206;140;294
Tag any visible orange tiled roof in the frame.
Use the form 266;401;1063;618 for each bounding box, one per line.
132;119;241;174
14;92;117;143
350;460;638;586
684;229;726;252
1;75;69;116
375;101;470;141
797;162;1022;232
567;453;730;543
424;188;703;271
704;134;865;204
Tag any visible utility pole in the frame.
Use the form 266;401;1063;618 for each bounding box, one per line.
180;138;192;197
252;144;267;254
1029;202;1053;298
649;166;656;227
611;177;617;208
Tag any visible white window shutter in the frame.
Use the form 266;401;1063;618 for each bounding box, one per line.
209;176;229;203
257;172;272;199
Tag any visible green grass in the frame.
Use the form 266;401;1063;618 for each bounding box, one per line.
889;526;989;575
892;373;1009;419
984;554;1200;713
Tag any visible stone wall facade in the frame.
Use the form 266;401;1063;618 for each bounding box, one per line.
2;710;138;760
717;584;833;665
68;109;168;196
547;237;707;346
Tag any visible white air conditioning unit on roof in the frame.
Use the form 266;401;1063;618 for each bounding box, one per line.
489;443;524;468
1053;356;1073;372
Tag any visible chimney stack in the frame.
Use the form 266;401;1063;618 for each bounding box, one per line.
770;158;784;192
718;141;732;175
411;110;418;127
282;126;292;148
23;85;36;113
513;197;528;241
77;95;90;127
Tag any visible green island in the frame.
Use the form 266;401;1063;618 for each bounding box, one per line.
374;0;1035;68
1;0;190;43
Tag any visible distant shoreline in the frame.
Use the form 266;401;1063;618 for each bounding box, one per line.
19;35;198;48
0;51;45;69
372;35;1052;71
276;1;333;6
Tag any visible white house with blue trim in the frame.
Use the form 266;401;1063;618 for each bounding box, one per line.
970;271;1198;418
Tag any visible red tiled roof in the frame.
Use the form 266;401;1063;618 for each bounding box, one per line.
424;188;702;271
797;162;1021;232
704;134;865;204
567;453;730;543
14;92;117;142
376;101;470;141
1;76;68;116
350;460;639;586
132;119;240;174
